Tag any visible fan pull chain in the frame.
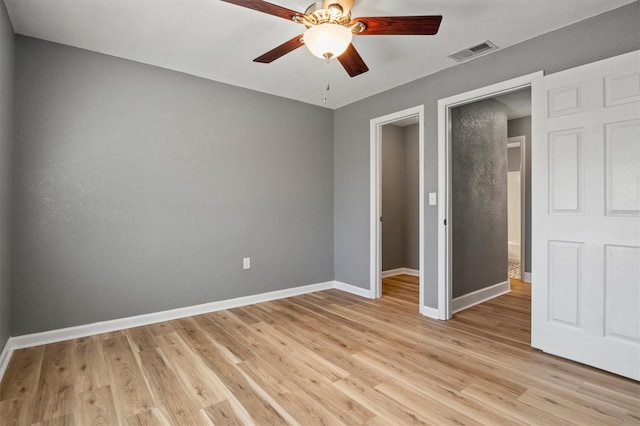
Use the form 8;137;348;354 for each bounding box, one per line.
323;58;331;103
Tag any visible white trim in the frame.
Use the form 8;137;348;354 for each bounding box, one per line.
508;135;527;281
0;339;14;380
7;281;334;351
334;280;375;298
452;281;511;314
421;305;440;320
523;272;532;283
370;105;425;315
437;71;543;321
381;268;419;278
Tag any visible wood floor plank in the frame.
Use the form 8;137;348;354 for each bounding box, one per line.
194;343;288;425
76;385;120;426
73;335;108;394
137;348;204;425
0;276;638;425
154;332;229;408
0;396;33;425
31;412;75;426
124;408;170;426
101;335;155;419
0;346;44;401
202;399;248;426
30;341;76;424
238;357;345;425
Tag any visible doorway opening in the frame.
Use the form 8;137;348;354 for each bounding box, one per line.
437;72;542;320
507;135;525;282
370;106;425;313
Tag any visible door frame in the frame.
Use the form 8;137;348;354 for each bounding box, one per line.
507;135;527;281
370;105;425;313
437;72;543;320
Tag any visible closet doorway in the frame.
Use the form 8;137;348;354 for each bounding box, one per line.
370;106;425;313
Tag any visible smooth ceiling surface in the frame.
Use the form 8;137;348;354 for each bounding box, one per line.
4;0;635;108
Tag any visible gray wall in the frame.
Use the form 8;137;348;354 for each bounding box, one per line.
12;36;334;335
507;146;521;172
333;2;640;308
0;0;13;349
381;125;405;271
451;99;508;298
381;124;419;272
508;116;532;274
403;124;419;270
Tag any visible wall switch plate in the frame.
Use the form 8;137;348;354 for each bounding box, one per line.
243;257;251;270
429;192;437;205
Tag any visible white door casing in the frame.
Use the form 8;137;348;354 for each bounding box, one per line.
437;71;542;320
370;106;425;313
532;50;640;380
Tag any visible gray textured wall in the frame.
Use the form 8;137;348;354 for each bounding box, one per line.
403;124;419;271
508;116;532;273
451;99;508;298
12;36;334;335
382;125;405;271
333;2;640;308
0;1;14;349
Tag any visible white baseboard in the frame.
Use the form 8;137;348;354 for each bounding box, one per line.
452;280;510;314
421;305;439;319
0;278;385;382
523;272;532;283
381;268;419;278
333;281;375;299
0;338;13;380
8;281;335;352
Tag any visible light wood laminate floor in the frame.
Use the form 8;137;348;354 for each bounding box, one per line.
0;275;638;425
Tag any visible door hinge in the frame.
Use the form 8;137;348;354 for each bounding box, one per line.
444;218;447;225
380;216;383;222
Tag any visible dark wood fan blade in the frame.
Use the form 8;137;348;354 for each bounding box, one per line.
353;16;442;35
337;43;369;77
253;35;304;63
220;0;302;21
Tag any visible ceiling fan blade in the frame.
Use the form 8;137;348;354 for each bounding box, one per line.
323;0;354;14
337;43;369;77
253;35;305;63
353;16;442;35
220;0;302;21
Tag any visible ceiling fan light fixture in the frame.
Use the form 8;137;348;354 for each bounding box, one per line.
303;24;352;59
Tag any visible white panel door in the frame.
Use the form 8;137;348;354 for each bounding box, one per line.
532;50;640;380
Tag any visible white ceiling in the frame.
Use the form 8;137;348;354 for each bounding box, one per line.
4;0;634;109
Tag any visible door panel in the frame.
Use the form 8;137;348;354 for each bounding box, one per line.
532;50;640;380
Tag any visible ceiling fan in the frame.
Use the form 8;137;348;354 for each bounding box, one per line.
220;0;442;77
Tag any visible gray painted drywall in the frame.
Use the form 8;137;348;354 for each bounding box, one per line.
508;116;532;273
333;2;640;308
451;99;508;298
403;124;419;271
382;125;405;271
381;124;419;272
0;0;13;349
12;36;334;335
507;146;521;172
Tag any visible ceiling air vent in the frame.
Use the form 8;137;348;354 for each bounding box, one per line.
448;40;499;62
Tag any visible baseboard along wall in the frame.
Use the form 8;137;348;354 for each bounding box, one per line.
381;267;419;278
0;279;375;381
452;280;511;314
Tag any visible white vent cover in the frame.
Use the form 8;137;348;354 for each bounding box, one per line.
449;40;499;62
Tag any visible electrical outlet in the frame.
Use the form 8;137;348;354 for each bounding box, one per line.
243;257;251;270
429;192;437;205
